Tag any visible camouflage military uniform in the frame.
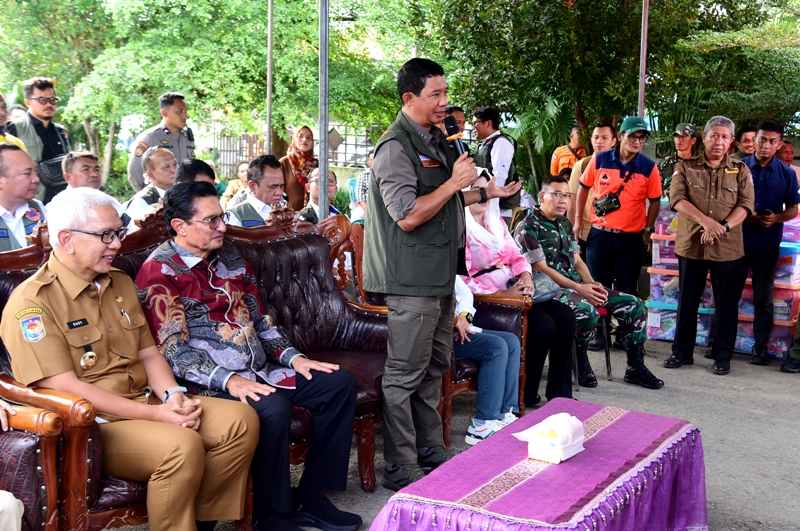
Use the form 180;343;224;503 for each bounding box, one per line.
657;153;683;199
514;206;647;349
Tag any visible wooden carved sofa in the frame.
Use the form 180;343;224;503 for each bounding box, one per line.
0;208;388;531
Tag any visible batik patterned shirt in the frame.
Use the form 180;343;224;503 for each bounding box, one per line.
136;240;303;395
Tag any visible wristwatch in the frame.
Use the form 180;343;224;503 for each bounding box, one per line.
478;187;488;204
722;220;731;232
162;386;188;403
459;311;474;324
644;226;655;234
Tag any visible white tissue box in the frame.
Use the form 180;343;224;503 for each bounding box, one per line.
513;412;585;464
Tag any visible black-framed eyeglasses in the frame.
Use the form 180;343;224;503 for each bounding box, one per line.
69;228;128;244
626;133;648;144
190;211;231;230
30;97;60;105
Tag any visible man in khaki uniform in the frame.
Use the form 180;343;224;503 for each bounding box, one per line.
0;187;258;531
127;92;195;192
663;116;754;376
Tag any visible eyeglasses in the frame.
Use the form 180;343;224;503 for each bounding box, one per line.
626;134;648;144
69;228;128;244
546;191;573;200
190;211;231;230
29;97;60;105
310;179;337;186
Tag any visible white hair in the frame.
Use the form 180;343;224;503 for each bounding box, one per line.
47;187;122;250
704;116;735;136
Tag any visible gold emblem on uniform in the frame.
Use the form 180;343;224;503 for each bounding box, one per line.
80;348;97;370
160;139;170;145
116;296;123;303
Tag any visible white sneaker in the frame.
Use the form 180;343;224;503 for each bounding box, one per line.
465;419;500;446
498;409;518;428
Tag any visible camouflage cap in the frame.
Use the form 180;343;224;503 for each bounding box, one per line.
673;123;698;137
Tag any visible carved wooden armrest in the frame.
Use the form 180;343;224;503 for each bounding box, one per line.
473;294;533;309
5;405;63;437
0;374;95;427
346;300;388;316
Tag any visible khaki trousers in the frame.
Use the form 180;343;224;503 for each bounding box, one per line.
382;294;454;464
99;396;259;531
0;490;23;531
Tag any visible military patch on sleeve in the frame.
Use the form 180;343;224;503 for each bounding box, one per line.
134;142;148;157
16;307;43;319
20;315;46;342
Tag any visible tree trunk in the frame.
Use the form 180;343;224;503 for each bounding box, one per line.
101;120;117;186
272;129;288;158
82;119;100;156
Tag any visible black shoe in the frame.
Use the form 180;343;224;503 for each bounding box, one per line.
417;445;451;473
382;463;425;491
290;491;362;531
196;522;217;531
524;394;541;408
624;364;665;389
576;348;598;387
780;358;800;373
712;359;730;375
587;332;605;352
256;512;304;531
612;337;625;350
663;353;693;368
750;344;770;366
703;349;714;360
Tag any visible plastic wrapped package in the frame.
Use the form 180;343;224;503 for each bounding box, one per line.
738;284;800;321
645;301;714;347
654;200;679;235
775;242;800;284
734;316;793;360
651;234;678;270
648;267;713;307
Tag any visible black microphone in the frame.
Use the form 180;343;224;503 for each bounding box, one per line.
443;116;465;157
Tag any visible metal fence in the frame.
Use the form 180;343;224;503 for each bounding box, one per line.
210;122;377;180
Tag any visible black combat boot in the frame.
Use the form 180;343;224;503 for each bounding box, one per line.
576;346;598;388
624;344;664;389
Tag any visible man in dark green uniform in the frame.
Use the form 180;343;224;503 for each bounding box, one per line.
658;123;699;199
364;58;520;491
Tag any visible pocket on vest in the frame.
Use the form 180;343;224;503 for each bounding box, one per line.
396;221;452;287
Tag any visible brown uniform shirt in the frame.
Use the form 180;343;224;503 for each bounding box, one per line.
669;153;754;262
0;254;157;421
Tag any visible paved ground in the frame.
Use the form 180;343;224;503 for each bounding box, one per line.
119;339;800;531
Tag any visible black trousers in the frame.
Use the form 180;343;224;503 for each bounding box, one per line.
217;369;357;517
585;228;644;295
745;245;781;347
673;255;748;361
524;299;575;402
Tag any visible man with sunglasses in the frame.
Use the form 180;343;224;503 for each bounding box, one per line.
575;116;662;297
136;182;361;531
6;77;70;203
1;187;260;531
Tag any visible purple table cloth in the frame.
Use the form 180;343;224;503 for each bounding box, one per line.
372;398;707;531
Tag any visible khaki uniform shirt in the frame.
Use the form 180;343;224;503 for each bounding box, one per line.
669;153;754;262
127;121;195;192
0;254;157;421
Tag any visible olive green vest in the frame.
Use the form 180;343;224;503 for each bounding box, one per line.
473;132;520;210
363;113;462;297
0;200;44;251
228;201;266;227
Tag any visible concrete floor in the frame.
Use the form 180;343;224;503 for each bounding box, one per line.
118;339;800;531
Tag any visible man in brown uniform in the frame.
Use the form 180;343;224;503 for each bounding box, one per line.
663;116;755;376
0;187;259;531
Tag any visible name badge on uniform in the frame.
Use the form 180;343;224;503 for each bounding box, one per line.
67;318;89;329
725;169;739;174
417;151;440;168
0;229;7;238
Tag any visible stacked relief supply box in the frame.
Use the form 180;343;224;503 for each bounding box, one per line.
735;240;800;360
647;199;716;345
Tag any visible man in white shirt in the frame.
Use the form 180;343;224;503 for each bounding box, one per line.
299;168;340;224
0;144;47;251
124;147;177;222
227;155;286;227
472;106;519;220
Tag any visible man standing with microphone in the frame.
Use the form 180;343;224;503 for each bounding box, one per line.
364;58;520;491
